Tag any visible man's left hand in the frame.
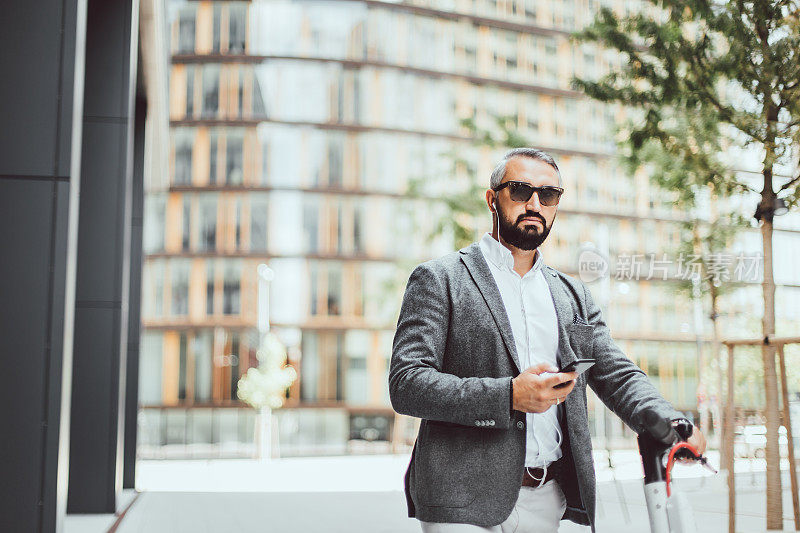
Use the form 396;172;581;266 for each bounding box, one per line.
680;426;707;463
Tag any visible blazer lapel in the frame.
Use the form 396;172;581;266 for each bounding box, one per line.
542;265;578;369
459;242;521;373
543;264;591;428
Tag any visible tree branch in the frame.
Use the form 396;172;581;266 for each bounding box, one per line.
733;180;762;194
778;172;800;192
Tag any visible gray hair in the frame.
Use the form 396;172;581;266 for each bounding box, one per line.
489;147;562;189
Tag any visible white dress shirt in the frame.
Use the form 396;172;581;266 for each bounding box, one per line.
478;231;562;467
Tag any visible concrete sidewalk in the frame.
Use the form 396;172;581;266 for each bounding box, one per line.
103;452;797;533
578;473;799;533
114;478;796;533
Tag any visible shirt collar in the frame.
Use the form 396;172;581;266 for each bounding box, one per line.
479;232;544;275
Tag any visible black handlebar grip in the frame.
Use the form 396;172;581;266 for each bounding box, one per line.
640;409;677;446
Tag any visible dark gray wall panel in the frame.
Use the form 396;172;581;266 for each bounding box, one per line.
0;179;55;532
124;96;147;489
0;3;63;176
0;0;86;532
83;1;134;120
67;0;138;515
68;306;118;512
41;179;75;533
74;120;125;302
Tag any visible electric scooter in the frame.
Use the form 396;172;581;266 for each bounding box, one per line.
637;409;718;533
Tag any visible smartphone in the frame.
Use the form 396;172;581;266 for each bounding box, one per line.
552;359;595;389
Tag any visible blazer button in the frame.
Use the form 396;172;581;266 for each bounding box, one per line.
516;421;525;430
475;420;482;426
489;420;495;426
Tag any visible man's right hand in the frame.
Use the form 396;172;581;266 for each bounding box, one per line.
512;363;577;414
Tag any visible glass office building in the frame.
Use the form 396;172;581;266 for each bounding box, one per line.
138;0;800;456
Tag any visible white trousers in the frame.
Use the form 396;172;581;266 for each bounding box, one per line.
418;479;567;533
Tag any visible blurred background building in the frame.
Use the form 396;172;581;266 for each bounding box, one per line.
137;0;800;459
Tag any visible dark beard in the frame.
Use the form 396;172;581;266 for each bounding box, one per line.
496;203;553;251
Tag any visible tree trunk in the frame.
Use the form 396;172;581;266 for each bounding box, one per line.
761;216;783;530
760;97;783;529
759;117;782;526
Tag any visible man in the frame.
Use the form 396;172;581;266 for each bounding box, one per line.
388;147;706;532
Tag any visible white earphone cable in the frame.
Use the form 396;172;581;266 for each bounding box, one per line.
525;411;563;488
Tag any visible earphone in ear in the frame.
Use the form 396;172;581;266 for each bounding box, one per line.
492;198;498;240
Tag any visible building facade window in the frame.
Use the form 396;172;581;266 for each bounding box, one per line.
139;332;163;404
309;262;319;316
327;264;342;315
228;4;247;54
194;330;214;402
209;130;219;184
181;197;191;251
144;260;165;318
185;65;195;117
177;7;196;54
199;195;217;251
353;203;363;253
303;199;319;253
300;331;343;402
226;131;244;185
171;259;190;316
300;331;318;401
178;332;188;400
212;4;222;53
202;65;220;118
206;261;215;315
344;330;369;404
259;137;269;185
174;129;194;185
223;262;241;315
327;136;343;186
250;195;268;251
143;194;166;253
233;197;242;249
228;332;241;400
336;205;343;254
237;72;245;117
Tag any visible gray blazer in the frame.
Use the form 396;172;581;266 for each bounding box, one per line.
389;241;683;530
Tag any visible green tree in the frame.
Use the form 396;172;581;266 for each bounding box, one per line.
616;103;747;449
572;2;800;526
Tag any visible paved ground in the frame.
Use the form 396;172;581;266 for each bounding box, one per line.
64;489;137;533
116;477;799;533
66;451;800;532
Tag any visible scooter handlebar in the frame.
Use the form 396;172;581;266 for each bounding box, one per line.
639;409;680;446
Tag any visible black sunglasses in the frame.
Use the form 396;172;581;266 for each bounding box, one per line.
492;181;564;206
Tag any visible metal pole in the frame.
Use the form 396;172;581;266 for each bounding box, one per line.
725;343;736;533
257;264;274;335
256;264;275;460
778;344;800;530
